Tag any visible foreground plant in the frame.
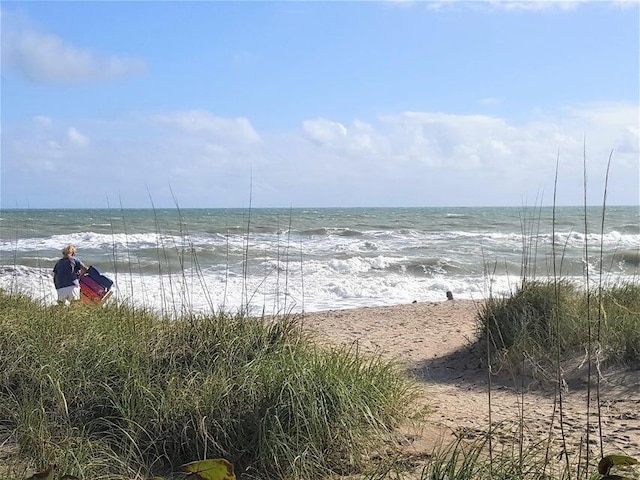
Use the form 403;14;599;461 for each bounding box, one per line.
0;292;415;480
598;454;638;480
26;458;236;480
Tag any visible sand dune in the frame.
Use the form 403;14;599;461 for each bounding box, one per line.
300;300;640;463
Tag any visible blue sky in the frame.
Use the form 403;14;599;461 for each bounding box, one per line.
2;1;638;208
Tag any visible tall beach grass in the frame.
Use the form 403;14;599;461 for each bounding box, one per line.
472;151;639;480
0;293;416;479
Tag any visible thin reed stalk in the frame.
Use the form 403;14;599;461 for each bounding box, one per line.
595;151;614;460
552;153;571;477
581;141;592;479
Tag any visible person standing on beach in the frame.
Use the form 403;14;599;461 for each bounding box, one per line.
53;244;88;304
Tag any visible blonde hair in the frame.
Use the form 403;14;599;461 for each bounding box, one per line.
62;244;77;257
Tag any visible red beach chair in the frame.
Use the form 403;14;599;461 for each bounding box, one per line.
79;266;114;304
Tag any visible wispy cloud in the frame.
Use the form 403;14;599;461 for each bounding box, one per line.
424;0;631;13
479;97;502;106
3;103;637;207
1;10;147;84
486;1;581;12
153;111;261;143
303;118;348;147
67;127;90;148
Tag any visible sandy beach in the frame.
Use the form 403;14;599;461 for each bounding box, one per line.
300;300;640;465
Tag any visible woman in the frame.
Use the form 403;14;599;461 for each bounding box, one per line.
53;244;88;304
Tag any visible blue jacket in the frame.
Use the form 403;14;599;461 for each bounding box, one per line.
53;257;84;289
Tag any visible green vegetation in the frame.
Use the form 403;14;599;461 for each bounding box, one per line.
415;436;638;480
0;292;415;480
419;436;559;480
6;284;637;480
478;280;640;377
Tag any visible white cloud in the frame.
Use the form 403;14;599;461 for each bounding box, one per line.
2;103;638;207
153;111;261;144
486;1;581;12
424;0;633;13
33;116;52;127
479;97;502;106
303;118;348;147
1;15;147;84
562;103;639;156
67;127;90;148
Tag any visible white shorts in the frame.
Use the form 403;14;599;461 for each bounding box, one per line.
57;285;80;302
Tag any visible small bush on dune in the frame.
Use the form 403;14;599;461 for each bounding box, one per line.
478;280;640;376
479;280;579;351
0;291;416;480
597;283;640;365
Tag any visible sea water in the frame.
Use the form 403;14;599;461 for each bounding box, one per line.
1;206;638;315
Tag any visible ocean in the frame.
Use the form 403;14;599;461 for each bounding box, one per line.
1;206;638;315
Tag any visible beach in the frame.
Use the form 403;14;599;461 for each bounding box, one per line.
301;300;640;464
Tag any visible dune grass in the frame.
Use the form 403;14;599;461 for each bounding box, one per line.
2;278;638;480
477;280;640;378
0;292;416;480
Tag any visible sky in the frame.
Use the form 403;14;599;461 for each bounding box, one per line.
1;1;639;209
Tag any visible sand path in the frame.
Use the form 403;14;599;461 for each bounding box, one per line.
300;300;640;465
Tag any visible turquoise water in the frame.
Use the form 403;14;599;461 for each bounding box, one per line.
1;206;638;313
